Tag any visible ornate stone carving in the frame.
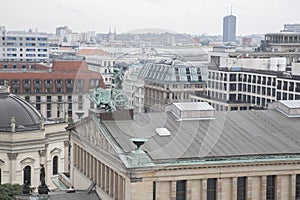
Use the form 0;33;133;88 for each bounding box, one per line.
76;119;117;156
64;140;70;147
39;150;46;156
7;153;18;160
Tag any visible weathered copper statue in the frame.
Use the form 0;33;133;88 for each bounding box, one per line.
87;68;128;112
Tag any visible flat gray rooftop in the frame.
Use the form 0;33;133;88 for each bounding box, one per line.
103;110;300;162
279;100;300;108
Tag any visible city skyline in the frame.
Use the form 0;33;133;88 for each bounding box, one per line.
1;0;300;36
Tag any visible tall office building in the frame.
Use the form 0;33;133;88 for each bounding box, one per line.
223;13;237;43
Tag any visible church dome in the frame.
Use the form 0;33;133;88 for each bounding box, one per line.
0;93;42;132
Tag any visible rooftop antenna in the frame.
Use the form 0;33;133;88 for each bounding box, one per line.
231;6;233;15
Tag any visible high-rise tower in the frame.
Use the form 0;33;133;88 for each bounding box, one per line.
223;8;236;43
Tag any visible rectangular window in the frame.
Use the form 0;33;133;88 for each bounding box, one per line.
57;96;62;103
176;180;186;200
237;177;247;200
153;182;156;200
296;175;300;199
47;110;51;118
207;178;217;200
25;96;30;102
36;96;41;103
266;175;276;200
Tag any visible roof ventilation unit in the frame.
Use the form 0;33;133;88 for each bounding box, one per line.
156;128;171;136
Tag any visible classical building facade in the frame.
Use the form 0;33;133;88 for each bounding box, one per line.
68;101;300;200
0;60;104;120
0;85;69;190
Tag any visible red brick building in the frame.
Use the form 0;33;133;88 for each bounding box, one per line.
0;60;104;120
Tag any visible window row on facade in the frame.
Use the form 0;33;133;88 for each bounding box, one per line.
208;71;277;86
73;144;125;200
0;78;100;94
1;36;48;41
153;175;300;200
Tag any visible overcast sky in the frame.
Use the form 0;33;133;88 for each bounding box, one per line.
1;0;299;35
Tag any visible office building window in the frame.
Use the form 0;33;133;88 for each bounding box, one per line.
207;178;217;200
237;177;247;200
176;180;186;200
266;175;276;200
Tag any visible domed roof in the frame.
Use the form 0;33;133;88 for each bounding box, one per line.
0;93;42;132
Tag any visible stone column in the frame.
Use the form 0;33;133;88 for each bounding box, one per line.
201;179;207;200
189;179;201;200
217;178;222;200
247;177;252;200
251;176;261;200
278;175;290;200
170;181;176;200
64;140;70;173
261;176;267;200
186;180;192;200
290;174;296;200
7;153;18;183
231;177;237;200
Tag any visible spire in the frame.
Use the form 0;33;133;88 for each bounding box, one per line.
231;6;233;15
114;27;116;35
109;26;111;34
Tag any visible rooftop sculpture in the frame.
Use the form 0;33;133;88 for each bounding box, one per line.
87;68;128;112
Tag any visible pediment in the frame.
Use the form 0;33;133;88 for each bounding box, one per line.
74;116;120;158
20;157;36;165
50;148;62;155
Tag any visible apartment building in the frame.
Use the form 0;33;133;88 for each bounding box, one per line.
122;63;144;113
0;26;49;62
0;60;104;120
139;61;207;112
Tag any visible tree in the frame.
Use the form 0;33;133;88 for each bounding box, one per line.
0;184;23;200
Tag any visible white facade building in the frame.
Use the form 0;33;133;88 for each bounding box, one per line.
0;26;49;62
122;63;144;113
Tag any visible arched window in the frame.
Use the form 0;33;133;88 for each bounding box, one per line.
53;156;58;175
23;166;31;185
